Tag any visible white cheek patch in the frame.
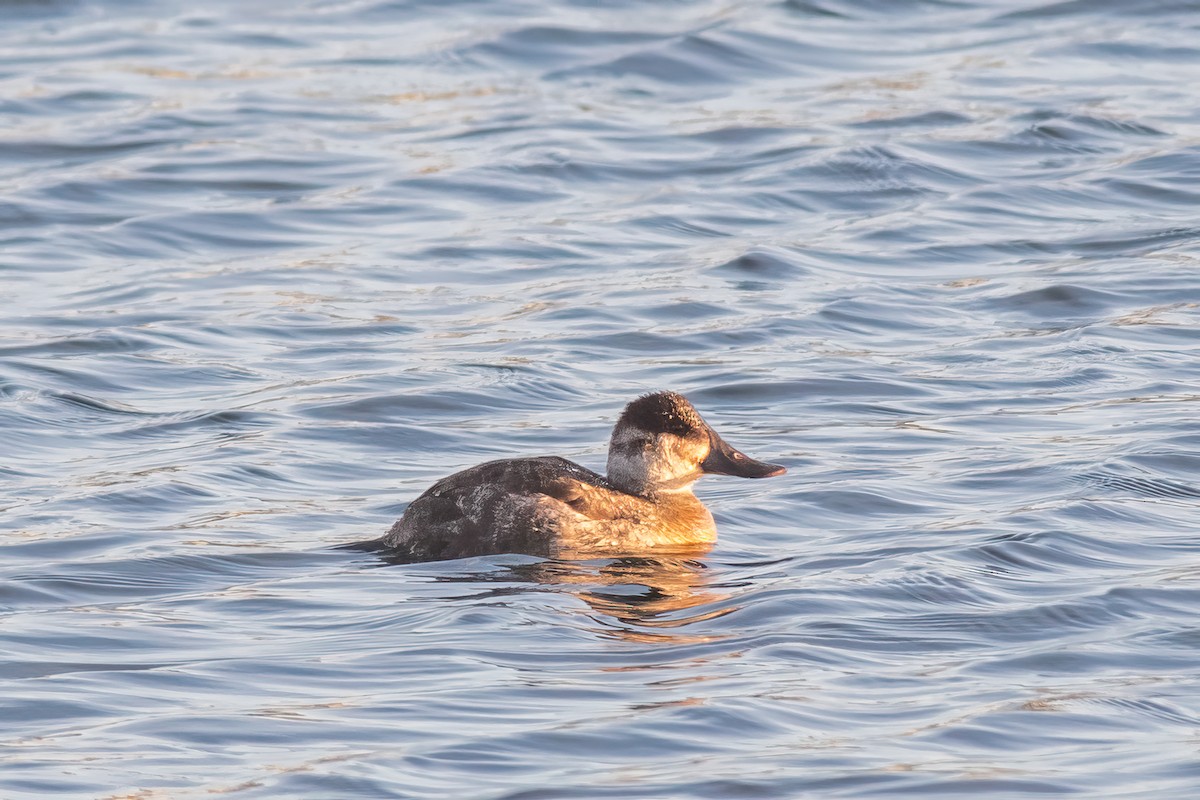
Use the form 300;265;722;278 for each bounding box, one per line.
607;425;709;494
646;434;703;481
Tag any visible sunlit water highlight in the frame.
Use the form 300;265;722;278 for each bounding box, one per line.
3;0;1200;797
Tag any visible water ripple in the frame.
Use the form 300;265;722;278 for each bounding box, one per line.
3;0;1200;797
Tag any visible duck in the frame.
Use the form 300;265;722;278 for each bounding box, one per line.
349;391;786;562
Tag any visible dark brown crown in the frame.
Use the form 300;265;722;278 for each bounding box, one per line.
615;391;706;437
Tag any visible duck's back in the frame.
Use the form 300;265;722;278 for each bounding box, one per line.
372;456;616;562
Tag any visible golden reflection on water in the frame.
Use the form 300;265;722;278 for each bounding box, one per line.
503;551;738;644
423;545;738;643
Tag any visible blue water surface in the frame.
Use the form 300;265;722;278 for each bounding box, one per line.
3;0;1200;797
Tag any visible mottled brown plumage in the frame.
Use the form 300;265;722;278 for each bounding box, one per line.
348;391;785;562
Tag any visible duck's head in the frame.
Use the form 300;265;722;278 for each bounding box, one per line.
605;391;786;496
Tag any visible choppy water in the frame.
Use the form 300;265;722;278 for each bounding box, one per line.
3;0;1200;796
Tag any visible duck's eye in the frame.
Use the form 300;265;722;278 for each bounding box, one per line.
733;452;745;460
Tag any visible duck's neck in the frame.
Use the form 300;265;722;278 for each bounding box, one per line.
606;447;702;497
645;474;700;495
605;450;647;496
607;465;699;498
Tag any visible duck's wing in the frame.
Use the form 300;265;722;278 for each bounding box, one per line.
514;457;613;509
378;457;616;561
512;457;650;522
425;456;608;505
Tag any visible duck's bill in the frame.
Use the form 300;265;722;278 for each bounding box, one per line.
701;432;787;479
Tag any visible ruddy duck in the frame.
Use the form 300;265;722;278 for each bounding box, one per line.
350;391;785;562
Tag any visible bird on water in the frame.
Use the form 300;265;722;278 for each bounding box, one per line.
350;391;786;562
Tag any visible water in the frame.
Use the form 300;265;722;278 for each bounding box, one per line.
3;0;1200;796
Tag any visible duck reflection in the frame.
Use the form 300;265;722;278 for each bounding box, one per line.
416;547;739;642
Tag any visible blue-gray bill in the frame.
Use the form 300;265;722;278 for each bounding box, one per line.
700;431;787;479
